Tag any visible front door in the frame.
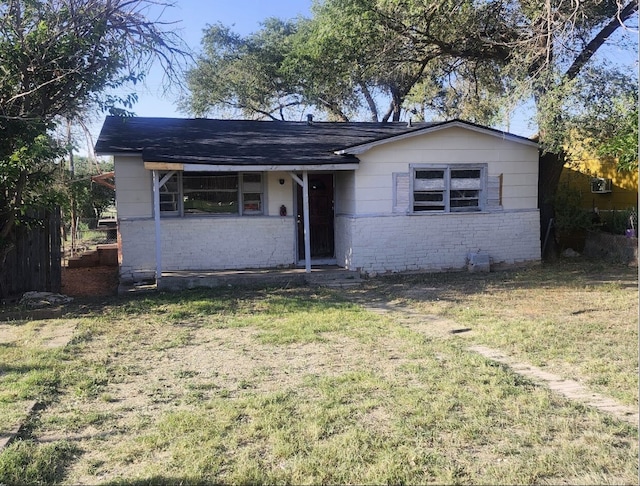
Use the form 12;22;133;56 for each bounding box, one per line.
297;173;335;260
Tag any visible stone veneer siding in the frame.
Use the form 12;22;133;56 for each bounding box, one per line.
118;216;295;282
335;210;540;275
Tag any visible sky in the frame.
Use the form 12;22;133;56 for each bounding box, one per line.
86;0;637;148
127;0;314;120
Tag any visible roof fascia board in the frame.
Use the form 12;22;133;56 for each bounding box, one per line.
335;121;538;155
97;151;141;157
180;163;359;172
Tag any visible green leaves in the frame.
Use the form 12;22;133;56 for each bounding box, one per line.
184;20;307;121
0;0;187;258
597;108;638;173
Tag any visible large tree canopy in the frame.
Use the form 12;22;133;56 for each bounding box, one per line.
184;0;636;135
0;0;187;270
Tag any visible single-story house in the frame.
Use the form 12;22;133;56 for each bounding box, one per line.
95;117;541;284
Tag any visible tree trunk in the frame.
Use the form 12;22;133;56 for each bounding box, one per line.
538;150;566;259
359;82;379;122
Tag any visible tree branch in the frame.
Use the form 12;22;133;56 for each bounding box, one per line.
564;0;638;82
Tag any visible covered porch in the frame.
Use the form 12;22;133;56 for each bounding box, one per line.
148;164;356;285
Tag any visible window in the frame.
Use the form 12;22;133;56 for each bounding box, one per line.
159;172;180;214
412;165;485;213
159;171;263;216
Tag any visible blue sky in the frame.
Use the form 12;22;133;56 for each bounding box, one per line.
129;0;313;119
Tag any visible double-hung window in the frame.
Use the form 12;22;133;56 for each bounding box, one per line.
412;165;486;213
159;171;264;216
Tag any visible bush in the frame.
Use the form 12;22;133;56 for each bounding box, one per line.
553;184;594;234
599;208;638;235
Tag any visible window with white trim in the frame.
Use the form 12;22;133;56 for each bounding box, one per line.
159;171;264;216
412;165;486;213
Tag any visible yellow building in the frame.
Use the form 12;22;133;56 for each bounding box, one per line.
561;145;638;213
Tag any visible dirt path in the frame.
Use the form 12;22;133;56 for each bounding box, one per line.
468;345;638;426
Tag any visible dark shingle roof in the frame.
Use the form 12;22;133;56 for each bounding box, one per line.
94;117;435;166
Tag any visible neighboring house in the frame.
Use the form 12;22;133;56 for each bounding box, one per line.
561;144;638;212
95;117;541;284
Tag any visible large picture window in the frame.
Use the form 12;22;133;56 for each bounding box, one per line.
412;165;485;213
159;171;263;216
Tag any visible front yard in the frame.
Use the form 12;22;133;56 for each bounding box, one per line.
0;260;637;485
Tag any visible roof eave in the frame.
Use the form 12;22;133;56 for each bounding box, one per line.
180;163;359;172
335;120;538;155
95;150;142;157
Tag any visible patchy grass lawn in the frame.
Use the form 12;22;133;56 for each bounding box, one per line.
0;260;637;485
368;260;639;406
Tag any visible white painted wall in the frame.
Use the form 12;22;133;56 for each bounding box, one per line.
335;210;540;275
114;155;152;218
113;157;297;281
335;171;355;215
114;124;540;281
332;126;541;273
266;171;295;216
118;216;296;282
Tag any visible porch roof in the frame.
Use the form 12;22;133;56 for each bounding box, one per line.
94;117;434;167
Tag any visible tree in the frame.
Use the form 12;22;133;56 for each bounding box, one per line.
63;156;115;221
184;20;305;121
353;0;637;197
568;66;638;172
596;107;639;173
0;0;188;274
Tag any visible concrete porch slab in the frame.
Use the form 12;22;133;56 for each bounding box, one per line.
144;266;362;292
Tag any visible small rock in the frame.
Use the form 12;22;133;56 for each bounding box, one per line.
20;291;73;309
562;248;581;258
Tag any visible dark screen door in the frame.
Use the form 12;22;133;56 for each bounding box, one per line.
297;174;334;260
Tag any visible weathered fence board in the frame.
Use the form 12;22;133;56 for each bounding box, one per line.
0;208;61;300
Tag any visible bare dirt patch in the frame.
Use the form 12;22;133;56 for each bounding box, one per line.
0;320;77;349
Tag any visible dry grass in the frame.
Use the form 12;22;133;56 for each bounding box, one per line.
0;260;637;485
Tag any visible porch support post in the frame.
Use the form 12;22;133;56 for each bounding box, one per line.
289;172;312;274
152;170;162;283
302;171;311;273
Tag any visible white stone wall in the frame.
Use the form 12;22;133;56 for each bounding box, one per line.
118;216;296;282
336;209;540;275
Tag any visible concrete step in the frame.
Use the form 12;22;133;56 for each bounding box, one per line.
67;244;118;268
305;269;362;288
67;250;99;268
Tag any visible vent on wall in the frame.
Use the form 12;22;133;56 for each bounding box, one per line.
590;177;613;194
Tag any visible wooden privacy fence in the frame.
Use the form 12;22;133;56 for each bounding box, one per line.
0;208;61;300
